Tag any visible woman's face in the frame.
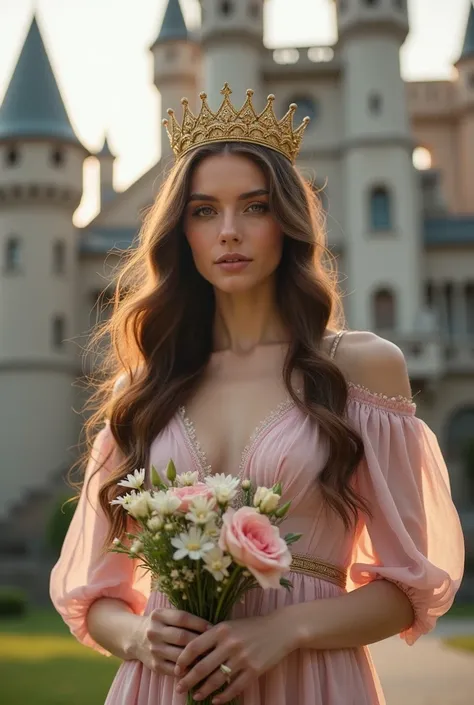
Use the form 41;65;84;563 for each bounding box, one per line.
183;152;284;295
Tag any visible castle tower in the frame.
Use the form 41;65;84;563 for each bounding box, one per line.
0;16;88;517
455;1;474;213
336;0;423;335
151;0;201;160
198;0;265;109
96;135;116;210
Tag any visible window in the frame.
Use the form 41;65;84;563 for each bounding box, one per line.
369;186;393;231
52;240;66;275
5;146;20;166
52;316;65;349
364;0;379;6
51;148;65;167
445;406;474;502
373;288;396;330
4;236;22;273
368;93;383;115
221;0;234;16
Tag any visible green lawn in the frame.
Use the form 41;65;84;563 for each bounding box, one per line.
0;609;120;705
444;636;474;654
443;602;474;619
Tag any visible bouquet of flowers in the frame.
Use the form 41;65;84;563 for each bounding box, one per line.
110;460;301;705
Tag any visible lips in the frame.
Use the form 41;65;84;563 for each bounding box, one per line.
215;253;252;264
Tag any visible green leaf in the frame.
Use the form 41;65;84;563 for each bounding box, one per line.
279;577;294;591
272;482;282;496
284;532;302;546
275;500;291;518
150;465;167;490
166;459;177;483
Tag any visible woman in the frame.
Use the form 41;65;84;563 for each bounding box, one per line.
50;86;464;705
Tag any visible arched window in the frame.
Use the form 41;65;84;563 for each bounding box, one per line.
368;93;383;115
373;288;396;330
5;146;20;167
369;186;393;231
52;240;66;275
4;236;22;273
220;0;234;16
52;315;65;349
51;148;65;167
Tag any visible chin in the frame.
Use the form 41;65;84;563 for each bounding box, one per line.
211;274;260;295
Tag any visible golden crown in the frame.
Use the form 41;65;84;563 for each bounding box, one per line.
163;83;311;164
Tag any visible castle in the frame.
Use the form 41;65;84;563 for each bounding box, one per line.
0;0;473;542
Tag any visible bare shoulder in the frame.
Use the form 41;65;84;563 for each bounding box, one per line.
333;331;412;399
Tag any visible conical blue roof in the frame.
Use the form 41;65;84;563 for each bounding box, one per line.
153;0;188;44
460;2;474;59
0;16;82;146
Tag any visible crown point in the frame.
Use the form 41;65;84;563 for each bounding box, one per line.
167;108;174;116
162;118;168;126
221;83;232;96
289;103;297;111
200;92;207;100
181;97;189;106
267;94;275;101
246;89;254;97
303;116;311;124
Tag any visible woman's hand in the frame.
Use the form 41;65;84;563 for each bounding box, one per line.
130;607;210;676
174;610;297;704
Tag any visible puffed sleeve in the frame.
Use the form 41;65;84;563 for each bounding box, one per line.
49;420;150;655
346;388;465;645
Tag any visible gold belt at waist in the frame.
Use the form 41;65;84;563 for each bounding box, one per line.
290;553;347;590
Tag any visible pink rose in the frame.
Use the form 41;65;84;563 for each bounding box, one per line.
170;483;215;513
219;507;292;590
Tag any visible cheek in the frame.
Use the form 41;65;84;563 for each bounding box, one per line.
185;224;213;272
255;226;284;270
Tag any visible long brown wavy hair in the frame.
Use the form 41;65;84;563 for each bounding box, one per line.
78;141;370;549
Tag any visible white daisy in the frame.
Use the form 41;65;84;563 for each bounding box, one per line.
171;527;214;561
118;468;146;490
110;490;139;507
147;515;163;532
130;539;144;554
149;490;182;515
126;491;153;519
204;474;240;504
203;547;232;582
176;471;199;487
186;496;217;525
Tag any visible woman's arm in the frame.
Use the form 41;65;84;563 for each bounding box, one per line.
284;578;414;651
86;597;146;660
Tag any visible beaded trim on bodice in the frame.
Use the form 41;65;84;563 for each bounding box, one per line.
347;382;416;415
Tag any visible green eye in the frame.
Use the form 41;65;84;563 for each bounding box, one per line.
193;206;215;217
246;203;268;213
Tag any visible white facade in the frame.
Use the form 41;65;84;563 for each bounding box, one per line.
1;1;474;524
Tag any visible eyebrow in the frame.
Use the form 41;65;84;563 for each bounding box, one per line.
187;188;269;203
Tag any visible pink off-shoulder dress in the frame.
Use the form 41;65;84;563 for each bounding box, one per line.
50;365;465;705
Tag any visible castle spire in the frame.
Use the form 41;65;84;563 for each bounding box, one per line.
0;15;82;146
153;0;188;46
460;1;474;60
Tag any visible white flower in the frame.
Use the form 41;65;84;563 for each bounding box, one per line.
205;474;240;504
126;491;153;519
186;496;217;525
147;515;163;532
203;547;232;582
110;490;139;508
112;537;121;546
118;468;146;490
171;527;214;561
203;519;220;539
149;490;182;515
176;471;199;487
253;486;280;513
130;539;143;554
241;479;251;490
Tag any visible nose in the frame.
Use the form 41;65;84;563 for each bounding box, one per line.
219;211;242;245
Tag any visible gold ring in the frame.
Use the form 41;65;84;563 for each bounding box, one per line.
219;663;232;681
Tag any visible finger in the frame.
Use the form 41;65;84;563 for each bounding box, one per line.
211;672;248;704
156;643;182;664
162;625;201;648
177;645;228;693
155;660;176;677
192;662;239;702
153;608;210;634
175;628;218;676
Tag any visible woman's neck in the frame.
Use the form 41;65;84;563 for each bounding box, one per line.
212;283;289;355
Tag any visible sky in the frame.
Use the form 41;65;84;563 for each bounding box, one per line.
0;0;470;225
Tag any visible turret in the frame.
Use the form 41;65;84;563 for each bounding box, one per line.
198;0;265;109
335;0;422;335
0;16;88;516
151;0;201;159
96;135;116;209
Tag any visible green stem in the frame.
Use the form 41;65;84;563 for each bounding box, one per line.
213;567;243;623
196;560;204;616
